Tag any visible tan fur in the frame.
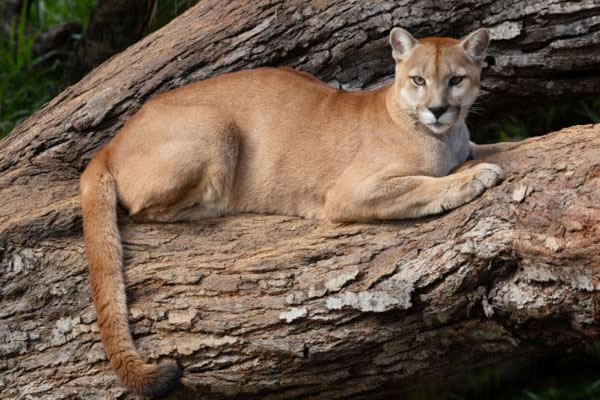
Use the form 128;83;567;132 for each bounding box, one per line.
80;28;515;397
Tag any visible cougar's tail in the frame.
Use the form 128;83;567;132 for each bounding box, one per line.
80;150;181;398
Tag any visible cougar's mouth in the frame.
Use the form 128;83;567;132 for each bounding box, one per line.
425;121;451;134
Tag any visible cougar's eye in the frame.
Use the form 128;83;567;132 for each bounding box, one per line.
411;76;426;86
449;76;465;86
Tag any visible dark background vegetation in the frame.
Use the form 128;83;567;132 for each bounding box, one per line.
0;1;598;399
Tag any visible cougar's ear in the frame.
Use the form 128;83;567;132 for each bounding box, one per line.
389;27;417;61
460;28;490;65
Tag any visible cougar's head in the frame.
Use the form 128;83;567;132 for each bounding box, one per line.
389;27;489;135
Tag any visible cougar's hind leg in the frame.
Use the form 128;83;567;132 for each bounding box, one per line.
113;107;240;223
138;130;240;223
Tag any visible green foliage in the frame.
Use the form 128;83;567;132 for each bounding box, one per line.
0;0;55;136
30;0;97;31
0;0;96;139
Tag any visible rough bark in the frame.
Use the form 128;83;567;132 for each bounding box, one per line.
1;1;600;399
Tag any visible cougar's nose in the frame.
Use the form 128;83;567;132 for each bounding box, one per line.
428;106;448;119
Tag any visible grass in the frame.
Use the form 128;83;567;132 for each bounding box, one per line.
0;0;96;139
0;0;56;136
30;0;97;31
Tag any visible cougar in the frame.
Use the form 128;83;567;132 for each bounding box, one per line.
80;27;514;397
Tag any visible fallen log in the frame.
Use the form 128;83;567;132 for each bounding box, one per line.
1;1;599;398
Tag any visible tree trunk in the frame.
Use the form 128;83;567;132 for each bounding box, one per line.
1;1;599;399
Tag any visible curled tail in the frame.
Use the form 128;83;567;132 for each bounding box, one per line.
80;150;181;397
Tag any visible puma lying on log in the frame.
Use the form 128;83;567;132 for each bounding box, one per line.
80;27;516;397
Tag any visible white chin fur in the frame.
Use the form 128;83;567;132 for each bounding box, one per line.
425;123;451;134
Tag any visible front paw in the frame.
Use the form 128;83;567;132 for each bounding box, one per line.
438;163;504;212
472;162;504;192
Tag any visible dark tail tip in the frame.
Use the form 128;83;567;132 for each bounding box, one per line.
135;361;182;399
